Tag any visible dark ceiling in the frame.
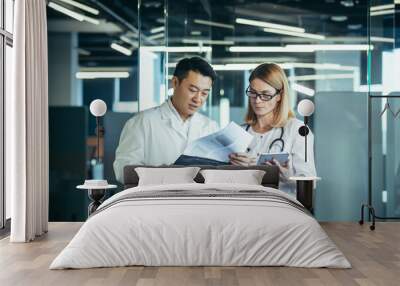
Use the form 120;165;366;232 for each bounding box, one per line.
47;0;391;69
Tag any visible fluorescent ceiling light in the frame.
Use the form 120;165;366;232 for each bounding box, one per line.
286;44;372;51
48;2;99;24
340;0;354;7
77;48;91;56
263;28;325;40
79;67;131;72
48;2;84;21
124;31;138;39
120;35;138;47
229;46;314;53
194;19;234;30
236;18;305;33
58;0;99;15
370;9;395;16
212;64;258;71
370;36;395;43
289;73;354;81
147;33;165;40
81;15;100;25
182;39;234;45
281;63;357;71
211;62;357;72
150;26;165;34
229;45;372;53
111;43;132;56
191;31;201;36
141;46;212;53
330;16;348;22
76;71;130;79
370;4;395;11
291;83;315;96
348;24;362;30
281;63;340;70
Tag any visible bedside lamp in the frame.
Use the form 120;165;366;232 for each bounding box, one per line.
297;99;315;162
77;99;115;217
89;99;107;163
290;99;320;214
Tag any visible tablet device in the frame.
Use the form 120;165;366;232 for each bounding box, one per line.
257;152;289;165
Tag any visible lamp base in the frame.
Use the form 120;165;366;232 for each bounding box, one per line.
87;189;106;216
296;180;314;214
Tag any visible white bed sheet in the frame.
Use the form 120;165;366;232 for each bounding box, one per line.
50;183;350;269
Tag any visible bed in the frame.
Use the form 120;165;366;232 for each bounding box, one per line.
50;165;350;269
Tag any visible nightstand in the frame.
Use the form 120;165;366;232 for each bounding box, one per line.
289;176;321;214
77;180;117;216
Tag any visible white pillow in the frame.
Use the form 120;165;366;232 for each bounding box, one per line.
135;167;200;186
200;169;266;185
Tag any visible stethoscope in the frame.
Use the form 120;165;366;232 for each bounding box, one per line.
245;124;285;153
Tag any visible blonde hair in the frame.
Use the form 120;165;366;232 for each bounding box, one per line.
245;63;294;128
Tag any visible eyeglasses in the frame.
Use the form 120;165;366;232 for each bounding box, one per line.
246;86;280;101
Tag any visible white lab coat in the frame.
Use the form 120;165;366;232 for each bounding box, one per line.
245;117;317;195
113;100;219;183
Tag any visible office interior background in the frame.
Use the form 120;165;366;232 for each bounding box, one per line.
2;0;400;225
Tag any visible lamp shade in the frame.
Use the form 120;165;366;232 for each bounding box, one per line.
297;99;315;117
89;99;107;117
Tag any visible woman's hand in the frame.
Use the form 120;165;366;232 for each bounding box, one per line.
229;152;257;166
266;159;290;178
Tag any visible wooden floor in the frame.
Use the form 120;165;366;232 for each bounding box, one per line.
0;222;399;286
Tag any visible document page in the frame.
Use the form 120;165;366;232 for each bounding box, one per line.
183;122;254;162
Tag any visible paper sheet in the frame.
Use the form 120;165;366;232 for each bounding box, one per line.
183;122;254;162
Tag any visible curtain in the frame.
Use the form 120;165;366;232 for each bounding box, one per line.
8;0;49;242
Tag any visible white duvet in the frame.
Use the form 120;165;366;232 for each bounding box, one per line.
50;183;351;269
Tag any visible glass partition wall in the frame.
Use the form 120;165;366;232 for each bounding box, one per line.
144;0;371;221
369;0;400;219
47;0;396;221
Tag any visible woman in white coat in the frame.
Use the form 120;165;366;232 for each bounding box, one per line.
229;63;317;194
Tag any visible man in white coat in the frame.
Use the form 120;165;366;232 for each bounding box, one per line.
113;57;219;183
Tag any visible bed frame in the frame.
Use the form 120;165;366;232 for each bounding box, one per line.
123;165;280;189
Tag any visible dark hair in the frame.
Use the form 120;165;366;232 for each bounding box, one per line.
173;57;217;83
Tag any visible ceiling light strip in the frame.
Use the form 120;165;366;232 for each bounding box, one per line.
292;83;315;96
370;9;395;16
150;26;165;34
111;43;132;56
48;2;84;21
370;36;395;43
370;4;395;11
236;18;305;33
263;28;325;40
289;73;354;81
58;0;100;15
76;71;130;79
182;39;234;45
194;19;234;30
120;35;138;47
141;46;212;53
229;46;313;52
147;33;165;40
286;44;372;51
82;15;100;25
